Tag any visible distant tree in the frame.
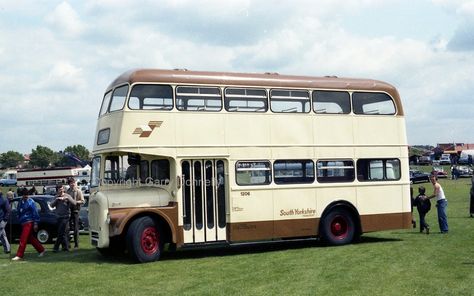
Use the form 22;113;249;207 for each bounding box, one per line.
56;145;91;167
29;145;59;168
0;150;24;168
64;145;90;161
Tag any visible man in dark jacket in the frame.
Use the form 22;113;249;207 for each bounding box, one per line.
67;178;84;249
0;192;11;254
470;175;474;218
51;184;76;252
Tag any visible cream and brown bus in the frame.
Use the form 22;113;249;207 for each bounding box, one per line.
89;69;411;263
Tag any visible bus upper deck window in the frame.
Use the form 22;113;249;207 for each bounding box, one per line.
313;90;350;114
176;86;222;111
224;88;268;112
352;92;395;115
109;85;129;113
129;84;173;110
99;91;112;117
270;89;310;113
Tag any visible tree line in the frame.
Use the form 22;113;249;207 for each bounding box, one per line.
0;145;90;169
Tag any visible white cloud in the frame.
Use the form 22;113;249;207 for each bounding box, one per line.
433;0;474;16
34;61;86;92
0;0;473;153
45;1;86;37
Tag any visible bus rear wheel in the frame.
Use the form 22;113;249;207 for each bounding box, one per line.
126;216;162;263
320;208;355;246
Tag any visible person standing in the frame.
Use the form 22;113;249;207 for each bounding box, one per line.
51;184;76;252
6;188;14;201
0;192;11;254
67;178;84;249
427;175;449;233
414;186;431;234
410;186;416;228
470;174;474;218
11;193;46;261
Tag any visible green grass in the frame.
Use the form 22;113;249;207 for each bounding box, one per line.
2;177;474;295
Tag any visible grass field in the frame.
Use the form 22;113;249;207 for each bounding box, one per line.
2;174;474;295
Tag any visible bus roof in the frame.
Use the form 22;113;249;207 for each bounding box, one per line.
107;69;403;115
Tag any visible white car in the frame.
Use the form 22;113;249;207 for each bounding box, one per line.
457;166;473;177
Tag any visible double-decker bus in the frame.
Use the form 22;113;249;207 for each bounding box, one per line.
89;69;411;263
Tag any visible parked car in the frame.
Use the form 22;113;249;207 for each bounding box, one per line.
458;157;469;165
410;170;430;184
432;166;448;178
439;154;451;165
418;156;432;165
0;178;16;186
7;195;60;244
457;166;473;177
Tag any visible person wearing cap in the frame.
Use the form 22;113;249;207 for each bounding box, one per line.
67;178;84;249
11;193;46;261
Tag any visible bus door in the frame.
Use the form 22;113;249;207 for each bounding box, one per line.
181;160;227;244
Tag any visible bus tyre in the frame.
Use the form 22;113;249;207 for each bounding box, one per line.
126;216;162;263
320;208;355;246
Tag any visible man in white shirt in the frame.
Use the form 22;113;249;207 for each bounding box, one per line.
427;175;448;233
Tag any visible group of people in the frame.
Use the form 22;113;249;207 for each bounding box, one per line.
0;177;84;260
411;174;449;234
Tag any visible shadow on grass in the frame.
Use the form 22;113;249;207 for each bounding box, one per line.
11;235;401;264
161;236;401;262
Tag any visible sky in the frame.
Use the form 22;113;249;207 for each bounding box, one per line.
1;0;473;154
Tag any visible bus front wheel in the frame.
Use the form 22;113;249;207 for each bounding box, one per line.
320;208;355;246
126;216;162;263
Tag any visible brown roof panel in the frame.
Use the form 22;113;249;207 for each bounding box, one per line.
106;69;404;115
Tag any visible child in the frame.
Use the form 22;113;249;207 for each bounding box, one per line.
414;186;431;234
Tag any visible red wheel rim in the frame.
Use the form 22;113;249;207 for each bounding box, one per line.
140;226;159;255
330;215;349;239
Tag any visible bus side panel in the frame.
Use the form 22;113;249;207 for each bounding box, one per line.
273;218;318;238
356;184;407;231
228;221;274;242
315;186;357;219
353;117;403;145
273;188;317;238
270;115;313;145
119;112;176;148
229;188;274;242
226;114;270;146
314;116;354;145
360;212;412;232
176;113;225;147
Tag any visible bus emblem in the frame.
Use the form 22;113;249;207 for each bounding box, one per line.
133;121;163;137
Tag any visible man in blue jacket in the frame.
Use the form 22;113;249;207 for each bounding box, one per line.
11;193;46;261
0;192;11;254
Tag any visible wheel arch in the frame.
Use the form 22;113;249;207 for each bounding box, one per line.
319;200;362;239
109;202;179;246
121;211;174;247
